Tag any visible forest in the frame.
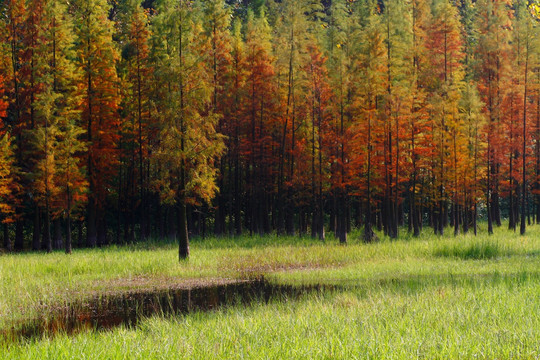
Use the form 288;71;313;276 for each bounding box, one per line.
1;0;540;259
1;1;540;357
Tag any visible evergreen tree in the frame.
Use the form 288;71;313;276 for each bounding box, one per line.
325;0;356;243
459;82;486;235
352;2;387;242
0;70;16;250
118;0;153;242
153;0;225;260
0;134;16;250
273;0;323;236
243;8;278;235
4;0;29;250
512;0;537;235
72;0;121;247
28;0;84;252
55;121;87;254
201;0;233;236
426;0;465;235
407;0;431;236
228;19;248;236
475;0;512;234
382;0;414;238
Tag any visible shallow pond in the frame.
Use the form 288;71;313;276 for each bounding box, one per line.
1;278;329;342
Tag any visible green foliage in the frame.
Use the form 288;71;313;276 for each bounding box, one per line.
152;0;225;206
30;0;86;221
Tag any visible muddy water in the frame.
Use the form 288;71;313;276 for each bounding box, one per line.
2;278;327;342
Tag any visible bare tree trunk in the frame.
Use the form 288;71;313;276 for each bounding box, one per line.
32;205;41;250
3;223;11;252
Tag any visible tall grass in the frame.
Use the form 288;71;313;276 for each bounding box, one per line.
2;274;539;359
433;240;505;260
0;224;539;358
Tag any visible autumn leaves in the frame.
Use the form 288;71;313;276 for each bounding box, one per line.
1;0;539;255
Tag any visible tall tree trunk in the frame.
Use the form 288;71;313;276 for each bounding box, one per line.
14;219;24;251
97;215;108;246
178;14;189;260
3;223;11;252
487;111;493;235
66;214;72;254
32;205;41;250
53;218;63;250
44;205;52;253
521;35;529;235
364;104;375;243
177;191;189;259
87;200;97;247
78;220;83;248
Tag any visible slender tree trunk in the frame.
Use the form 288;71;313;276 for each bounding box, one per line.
14;219;23;251
364;102;375;243
87;201;97;247
86;14;97;247
66;214;72;254
32;205;41;251
97;215;108;246
521;36;529;235
78;220;83;248
317;97;325;241
536;69;540;224
178;193;189;260
487;116;493;235
44;202;52;253
136;40;147;241
509;120;515;230
178;14;189;260
66;187;72;254
3;223;11;252
54;218;63;250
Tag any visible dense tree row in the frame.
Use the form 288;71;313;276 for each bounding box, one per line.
1;0;540;258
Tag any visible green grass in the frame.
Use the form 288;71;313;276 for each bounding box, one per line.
433;240;505;259
4;281;539;359
1;224;539;358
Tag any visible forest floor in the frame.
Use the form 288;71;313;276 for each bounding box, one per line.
1;225;539;359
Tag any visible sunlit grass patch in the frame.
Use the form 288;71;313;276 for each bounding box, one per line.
433;240;506;260
0;224;539;359
2;277;539;359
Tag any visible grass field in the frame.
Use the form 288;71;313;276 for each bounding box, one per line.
1;225;539;359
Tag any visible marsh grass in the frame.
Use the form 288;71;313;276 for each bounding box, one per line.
2;274;539;359
433;240;505;260
0;224;539;358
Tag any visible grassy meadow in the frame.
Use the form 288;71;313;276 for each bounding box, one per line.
0;225;539;359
